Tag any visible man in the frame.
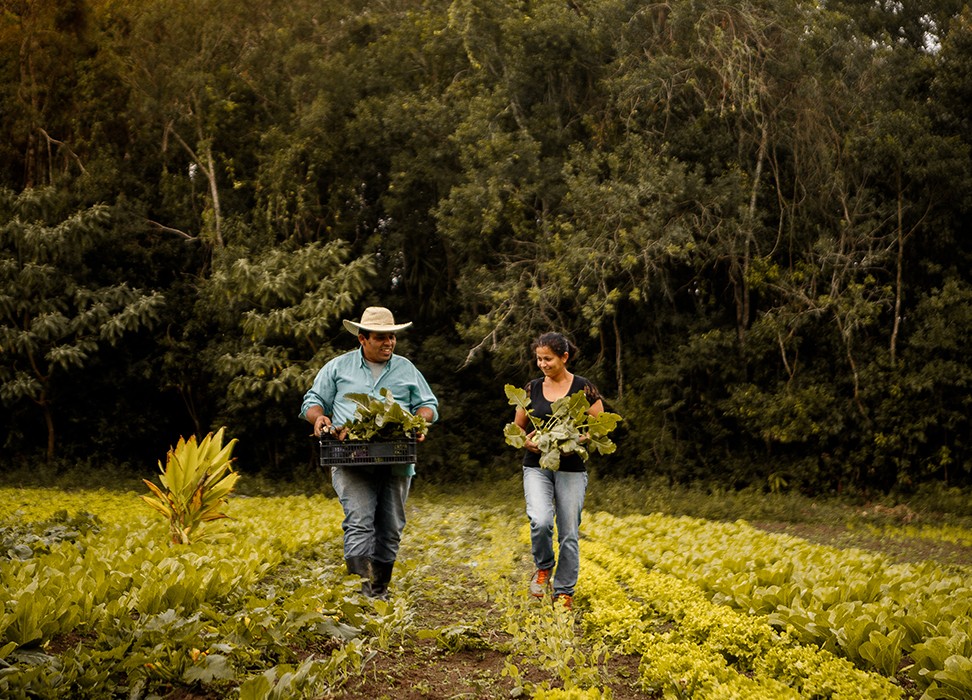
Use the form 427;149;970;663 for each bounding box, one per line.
301;306;438;598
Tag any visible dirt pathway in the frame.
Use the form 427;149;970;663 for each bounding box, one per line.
327;498;649;699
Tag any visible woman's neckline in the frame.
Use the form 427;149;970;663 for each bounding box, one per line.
541;372;574;401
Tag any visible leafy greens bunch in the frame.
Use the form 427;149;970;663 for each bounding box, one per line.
503;384;621;470
343;388;429;440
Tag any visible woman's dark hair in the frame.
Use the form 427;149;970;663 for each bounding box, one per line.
531;332;578;359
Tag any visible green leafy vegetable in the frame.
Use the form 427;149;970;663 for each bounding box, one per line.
343;388;429;440
503;384;621;470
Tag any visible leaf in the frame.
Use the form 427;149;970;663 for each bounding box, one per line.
183;653;235;683
504;384;531;412
539;449;562;471
504;422;527;448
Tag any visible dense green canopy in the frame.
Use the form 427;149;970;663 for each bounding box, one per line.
2;0;970;492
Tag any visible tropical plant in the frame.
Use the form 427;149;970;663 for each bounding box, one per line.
503;384;621;470
141;428;240;544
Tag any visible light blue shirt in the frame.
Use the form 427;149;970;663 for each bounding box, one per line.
301;349;439;474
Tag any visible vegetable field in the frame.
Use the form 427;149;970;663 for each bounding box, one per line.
2;482;972;699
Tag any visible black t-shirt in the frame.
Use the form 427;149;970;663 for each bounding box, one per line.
521;374;602;473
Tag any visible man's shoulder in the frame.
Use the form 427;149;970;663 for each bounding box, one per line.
389;353;416;367
388;354;431;381
325;348;362;366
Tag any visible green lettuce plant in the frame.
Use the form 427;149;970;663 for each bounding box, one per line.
503;384;621;470
141;428;240;544
343;388;429;440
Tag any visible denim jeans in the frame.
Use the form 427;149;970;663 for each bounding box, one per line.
331;465;411;564
523;466;588;596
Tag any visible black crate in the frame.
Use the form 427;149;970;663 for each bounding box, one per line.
318;436;417;467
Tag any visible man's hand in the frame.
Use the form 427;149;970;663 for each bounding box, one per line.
415;406;434;442
308;407;339;438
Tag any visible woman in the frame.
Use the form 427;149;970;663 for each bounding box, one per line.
512;332;604;609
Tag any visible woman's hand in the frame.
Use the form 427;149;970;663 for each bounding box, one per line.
524;430;540;454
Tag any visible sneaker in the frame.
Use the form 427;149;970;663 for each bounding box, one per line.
553;593;573;610
529;568;552;598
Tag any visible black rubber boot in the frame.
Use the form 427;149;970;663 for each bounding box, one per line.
371;560;395;600
345;556;374;597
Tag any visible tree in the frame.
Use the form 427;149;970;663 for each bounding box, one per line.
0;0;94;188
119;0;271;254
0;188;164;459
441;0;620;365
187;241;375;471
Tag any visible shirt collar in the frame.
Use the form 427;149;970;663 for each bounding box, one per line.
356;347;395;367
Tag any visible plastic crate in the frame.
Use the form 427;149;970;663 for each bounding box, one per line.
318;436;417;467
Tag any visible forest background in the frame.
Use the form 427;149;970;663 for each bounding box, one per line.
2;0;971;495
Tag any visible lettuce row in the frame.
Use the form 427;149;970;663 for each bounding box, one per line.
581;539;904;699
586;511;972;698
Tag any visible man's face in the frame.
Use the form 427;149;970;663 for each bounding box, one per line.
359;332;396;362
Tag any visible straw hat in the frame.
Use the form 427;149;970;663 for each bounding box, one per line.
343;306;413;335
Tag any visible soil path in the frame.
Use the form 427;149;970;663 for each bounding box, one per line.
329;497;649;699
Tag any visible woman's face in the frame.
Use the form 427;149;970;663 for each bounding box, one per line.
535;345;568;377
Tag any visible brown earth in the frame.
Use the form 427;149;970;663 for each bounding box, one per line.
329;561;649;699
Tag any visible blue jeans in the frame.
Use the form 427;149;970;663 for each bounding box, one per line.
523;466;588;596
331;465;411;564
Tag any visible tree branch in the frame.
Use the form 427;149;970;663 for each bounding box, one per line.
147;219;197;240
38;127;87;176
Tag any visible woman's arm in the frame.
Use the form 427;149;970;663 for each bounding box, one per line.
514;406;531;431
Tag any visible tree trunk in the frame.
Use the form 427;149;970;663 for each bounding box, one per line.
613;315;623;398
43;402;55;461
890;187;904;366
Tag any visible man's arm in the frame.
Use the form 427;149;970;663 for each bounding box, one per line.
301;362;340;437
305;404;335;437
407;366;439;423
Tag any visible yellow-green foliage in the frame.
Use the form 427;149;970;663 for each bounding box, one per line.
532;688;611;699
856;521;972;548
0;487;147;524
580;541;904;698
141;428;240;544
580;511;972;699
0;492;347;641
4;485;972;699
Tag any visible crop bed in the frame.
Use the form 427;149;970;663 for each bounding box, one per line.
2;484;971;698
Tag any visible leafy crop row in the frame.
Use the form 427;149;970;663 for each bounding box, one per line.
0;489;384;698
581;539;901;698
584;511;972;699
